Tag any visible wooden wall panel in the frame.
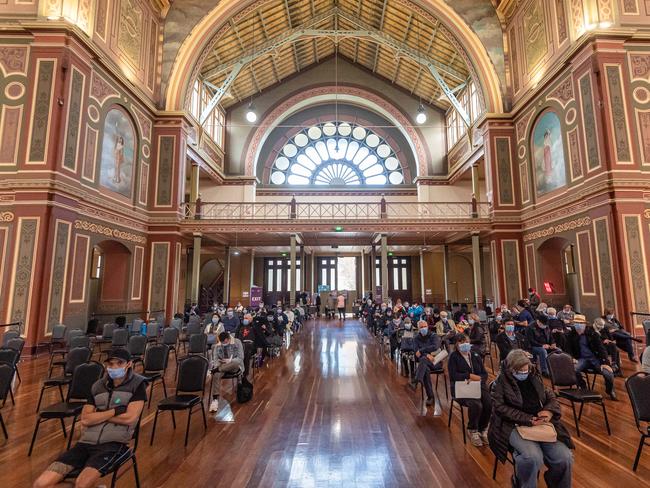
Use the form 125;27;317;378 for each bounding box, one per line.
45;220;71;334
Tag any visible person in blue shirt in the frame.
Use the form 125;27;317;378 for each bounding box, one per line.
514;301;535;331
408;301;424;323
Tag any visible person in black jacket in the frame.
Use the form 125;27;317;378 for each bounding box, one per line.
467;313;487;355
525;315;559;376
410;321;443;410
546;307;568;350
495;321;528;363
448;334;491;447
592;317;621;374
488;349;574;488
565;315;616;400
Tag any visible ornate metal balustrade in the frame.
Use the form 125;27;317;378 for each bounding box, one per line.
182;200;490;221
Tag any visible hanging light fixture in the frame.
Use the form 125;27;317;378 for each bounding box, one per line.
415;104;427;125
245;101;257;123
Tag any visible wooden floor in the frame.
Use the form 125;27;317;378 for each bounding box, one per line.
1;318;649;487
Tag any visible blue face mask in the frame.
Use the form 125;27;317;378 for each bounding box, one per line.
468;319;475;325
243;319;250;326
575;324;586;333
107;367;127;380
513;371;529;381
459;343;471;353
419;328;428;336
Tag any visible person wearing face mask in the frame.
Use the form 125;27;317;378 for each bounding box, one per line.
495;321;529;363
489;349;574;488
222;308;241;334
467;313;487;356
376;308;393;337
236;313;260;377
409;301;423;322
591;317;622;375
557;305;575;325
34;348;146;488
410;321;444;412
387;316;404;360
601;308;640;362
565;315;617;400
546;307;567;350
448;334;491;446
514;300;535;330
435;311;456;339
525;315;559;376
208;332;245;412
527;288;541;309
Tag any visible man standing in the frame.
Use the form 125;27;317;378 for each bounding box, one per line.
337;292;346;320
566;315;616;400
33;349;146;488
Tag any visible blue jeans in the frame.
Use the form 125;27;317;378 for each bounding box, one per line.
509;429;573;488
531;346;549;374
575;358;614;394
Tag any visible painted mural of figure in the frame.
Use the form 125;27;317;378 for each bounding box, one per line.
543;128;553;180
113;134;124;184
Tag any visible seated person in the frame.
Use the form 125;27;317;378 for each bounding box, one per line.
525;315;560;376
448;334;491;447
565;316;616;400
513;300;535;331
557;304;575;325
34;349;146;488
467;313;487;356
547;307;568;350
488;349;574;488
209;332;245;411
602;308;640;362
386;316;404;360
410;321;444;409
496;321;528;363
592;317;621;375
435;310;456;341
408;301;424;322
235;313;259;377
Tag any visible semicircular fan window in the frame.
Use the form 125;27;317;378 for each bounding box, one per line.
269;122;404;186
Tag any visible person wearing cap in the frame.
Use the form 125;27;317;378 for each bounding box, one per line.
34;348;146;488
525;314;559;376
566;315;617;400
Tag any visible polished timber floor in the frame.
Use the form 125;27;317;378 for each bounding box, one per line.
1;318;649;487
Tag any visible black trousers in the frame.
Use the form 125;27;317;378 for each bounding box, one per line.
415;357;442;398
457;386;492;431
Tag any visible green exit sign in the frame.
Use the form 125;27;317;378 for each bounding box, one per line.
334;226;343;232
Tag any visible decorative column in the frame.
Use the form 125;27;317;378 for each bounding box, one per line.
189;161;199;203
361;250;366;298
370;244;376;295
289;234;297;306
224;246;231;306
381;235;389;303
249;249;255;289
190;234;202;305
443;244;450;307
471;234;483;309
471;163;480;202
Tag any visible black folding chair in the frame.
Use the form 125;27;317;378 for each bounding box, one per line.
180;322;202;353
49;334;90;377
0;363;12;438
47;324;68;357
150;355;208;447
128;335;147;370
1;330;19;347
547;352;610;437
5;338;24;383
162;327;179;363
142;344;169;408
36;347;92;412
111;328;129;349
28;361;103;455
625;372;650;471
176;334;208;379
0;349;18;406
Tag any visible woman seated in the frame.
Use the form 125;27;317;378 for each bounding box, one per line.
495;321;529;363
488;349;574;488
467;313;487;356
448;334;491;447
602;309;640;362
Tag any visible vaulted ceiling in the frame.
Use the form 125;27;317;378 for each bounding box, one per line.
199;0;472;110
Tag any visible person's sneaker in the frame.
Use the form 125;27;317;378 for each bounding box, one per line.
209;398;219;412
479;430;489;444
469;430;483;447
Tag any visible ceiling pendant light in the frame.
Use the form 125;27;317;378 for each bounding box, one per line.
245;101;257;123
415;103;427;125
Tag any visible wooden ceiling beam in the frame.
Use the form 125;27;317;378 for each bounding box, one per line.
258;9;282;84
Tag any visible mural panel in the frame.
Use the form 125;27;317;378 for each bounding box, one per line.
7;218;39;332
605;65;632;162
69;234;90;303
148;242;169;313
495;137;514;205
623;215;650;319
532;111;566;196
502;240;522;306
28;59;55;163
63;69;85;171
593;217;616;311
100;107;137;198
117;0;143;64
579;74;600;170
576;231;595;295
156;135;174;206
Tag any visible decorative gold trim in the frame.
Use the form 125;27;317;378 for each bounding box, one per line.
0;211;14;222
523;216;592;242
74;220;147;244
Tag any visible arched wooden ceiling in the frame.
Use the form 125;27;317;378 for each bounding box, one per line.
198;0;473;110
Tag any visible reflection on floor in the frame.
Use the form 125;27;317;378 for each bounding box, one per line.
1;318;648;487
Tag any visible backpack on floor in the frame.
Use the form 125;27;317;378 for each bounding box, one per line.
237;377;253;403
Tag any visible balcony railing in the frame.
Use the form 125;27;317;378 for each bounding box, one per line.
182;199;490;221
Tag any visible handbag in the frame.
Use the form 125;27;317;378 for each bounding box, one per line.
516;423;557;443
